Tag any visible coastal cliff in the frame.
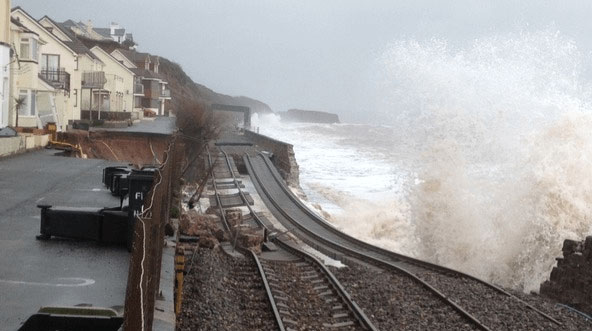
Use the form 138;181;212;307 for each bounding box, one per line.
279;109;340;124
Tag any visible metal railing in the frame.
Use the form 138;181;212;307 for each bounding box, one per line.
160;89;171;98
39;69;70;91
82;71;107;89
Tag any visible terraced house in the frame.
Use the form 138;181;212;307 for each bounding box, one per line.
10;7;106;131
111;49;171;116
9;7;72;131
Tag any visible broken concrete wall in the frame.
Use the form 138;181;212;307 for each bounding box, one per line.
244;130;299;187
540;236;592;315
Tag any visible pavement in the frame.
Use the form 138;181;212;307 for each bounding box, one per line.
0;149;129;330
92;116;176;135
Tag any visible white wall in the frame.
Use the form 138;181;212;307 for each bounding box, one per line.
0;44;9;127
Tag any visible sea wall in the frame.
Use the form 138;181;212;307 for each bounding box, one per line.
244;130;300;186
540;236;592;314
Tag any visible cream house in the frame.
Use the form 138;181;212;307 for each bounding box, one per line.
0;0;10;128
10;7;80;131
89;46;135;114
111;49;171;116
8;13;63;130
38;15;107;125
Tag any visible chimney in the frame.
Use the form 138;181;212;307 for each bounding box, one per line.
86;19;93;35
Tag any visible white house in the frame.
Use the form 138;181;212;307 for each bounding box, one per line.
0;0;10;128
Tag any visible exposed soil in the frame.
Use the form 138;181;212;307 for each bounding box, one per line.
58;130;170;165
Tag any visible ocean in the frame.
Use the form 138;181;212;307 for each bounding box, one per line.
251;29;592;293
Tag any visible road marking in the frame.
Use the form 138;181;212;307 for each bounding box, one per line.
0;277;95;287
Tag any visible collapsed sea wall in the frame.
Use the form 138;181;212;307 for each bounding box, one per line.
540;236;592;315
59;130;171;165
244;130;300;187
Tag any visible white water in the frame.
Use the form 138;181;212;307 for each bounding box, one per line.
252;29;592;292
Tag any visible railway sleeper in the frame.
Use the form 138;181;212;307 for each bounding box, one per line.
259;258;364;330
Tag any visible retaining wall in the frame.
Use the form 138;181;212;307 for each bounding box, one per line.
540;236;592;315
244;130;300;186
0;134;49;157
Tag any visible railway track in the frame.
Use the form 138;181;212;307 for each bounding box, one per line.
207;147;376;330
244;152;565;331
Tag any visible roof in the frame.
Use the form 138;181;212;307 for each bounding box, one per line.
118;49;151;63
93;28;111;38
130;67;164;80
113;28;125;36
90;46;135;75
10;17;38;36
53;21;103;62
11;7;77;56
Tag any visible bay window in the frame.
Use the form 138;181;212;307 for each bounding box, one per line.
19;37;39;61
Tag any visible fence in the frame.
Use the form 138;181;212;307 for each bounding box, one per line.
123;134;184;330
81;110;132;121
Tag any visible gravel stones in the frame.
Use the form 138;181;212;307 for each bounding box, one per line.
330;263;479;330
417;270;563;330
177;248;277;331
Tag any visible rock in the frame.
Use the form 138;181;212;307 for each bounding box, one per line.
225;209;242;228
562;239;580;254
199;234;219;249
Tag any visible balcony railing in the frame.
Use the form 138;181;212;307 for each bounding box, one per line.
82;71;107;89
134;83;144;95
39;69;70;91
160;88;171;98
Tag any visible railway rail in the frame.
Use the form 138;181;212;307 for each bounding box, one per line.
207;146;376;330
245;152;565;331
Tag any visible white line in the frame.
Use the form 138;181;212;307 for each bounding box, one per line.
0;277;95;287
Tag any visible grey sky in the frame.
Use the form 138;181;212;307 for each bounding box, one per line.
12;0;592;123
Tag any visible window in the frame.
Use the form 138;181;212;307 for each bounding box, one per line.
41;54;60;71
19;38;29;60
73;89;78;107
18;89;36;116
19;37;38;61
31;39;38;61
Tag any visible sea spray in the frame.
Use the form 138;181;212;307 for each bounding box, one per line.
381;29;592;291
255;29;592;292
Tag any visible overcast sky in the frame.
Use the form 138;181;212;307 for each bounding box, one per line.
13;0;592;123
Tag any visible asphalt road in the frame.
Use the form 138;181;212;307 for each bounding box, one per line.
0;149;129;330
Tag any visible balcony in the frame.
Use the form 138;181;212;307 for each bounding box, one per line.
160;88;171;98
134;83;144;95
39;69;70;91
82;71;107;89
